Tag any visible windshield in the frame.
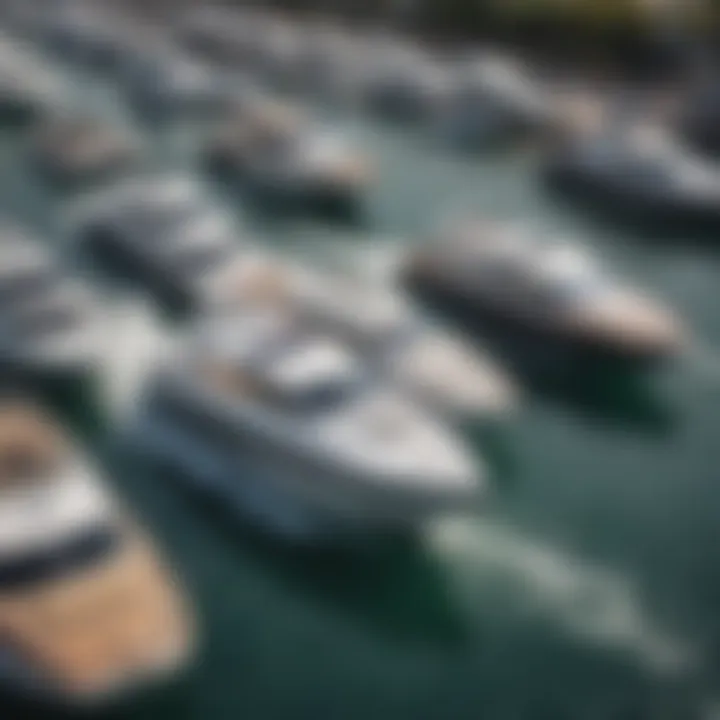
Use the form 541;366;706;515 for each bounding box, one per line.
0;525;121;592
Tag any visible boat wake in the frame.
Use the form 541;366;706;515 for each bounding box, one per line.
428;518;696;679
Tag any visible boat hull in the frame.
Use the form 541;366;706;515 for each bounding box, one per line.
404;266;673;369
130;408;461;544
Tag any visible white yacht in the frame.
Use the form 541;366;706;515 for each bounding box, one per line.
543;123;720;228
68;175;241;312
436;55;555;150
0;399;194;703
203;253;516;421
404;219;684;364
204;101;373;214
134;312;483;540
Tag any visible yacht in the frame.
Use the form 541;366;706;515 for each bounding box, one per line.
404;219;684;364
0;227;106;391
29;115;140;188
68;175;241;312
436;56;555;150
204;253;516;421
204;101;373;214
0;399;194;703
134;312;484;540
361;44;453;124
543;123;720;228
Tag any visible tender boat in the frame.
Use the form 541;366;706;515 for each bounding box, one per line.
133;312;483;540
0;399;194;703
204;101;373;215
436;56;555;150
68;175;240;312
204;253;517;421
543;123;720;228
404;219;684;365
29;115;140;188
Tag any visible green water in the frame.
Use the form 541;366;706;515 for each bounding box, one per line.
3;59;720;720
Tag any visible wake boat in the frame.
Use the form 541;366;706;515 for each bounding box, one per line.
0;399;194;704
68;175;240;313
204;100;373;215
543;123;720;228
203;253;517;421
133;312;483;540
29;115;140;188
404;219;684;365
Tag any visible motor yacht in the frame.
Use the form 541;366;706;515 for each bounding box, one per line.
29;115;140;188
436;56;555;150
134;312;483;540
204;253;516;421
204;101;373;215
0;399;194;703
68;175;241;313
543;123;720;228
404;219;684;365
